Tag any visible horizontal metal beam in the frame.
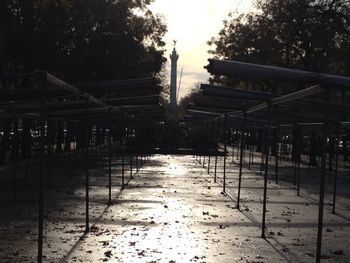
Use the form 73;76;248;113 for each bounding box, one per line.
47;104;161;117
0;95;160;113
193;95;247;111
271;85;322;104
201;84;274;101
229;85;322;116
76;77;156;90
206;59;350;87
186;109;221;118
187;104;232;114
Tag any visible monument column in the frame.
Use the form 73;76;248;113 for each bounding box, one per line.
169;41;179;109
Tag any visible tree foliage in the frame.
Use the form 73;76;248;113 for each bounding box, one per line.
208;0;350;92
0;0;167;81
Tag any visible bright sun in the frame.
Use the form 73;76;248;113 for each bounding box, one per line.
149;0;254;99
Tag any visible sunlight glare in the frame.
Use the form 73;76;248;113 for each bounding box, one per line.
149;0;254;98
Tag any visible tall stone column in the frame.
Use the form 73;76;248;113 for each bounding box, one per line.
169;42;179;109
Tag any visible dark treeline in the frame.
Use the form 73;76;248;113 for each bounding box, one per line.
0;1;169;165
208;0;350;96
0;0;167;81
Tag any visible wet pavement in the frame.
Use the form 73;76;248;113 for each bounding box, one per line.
0;154;349;262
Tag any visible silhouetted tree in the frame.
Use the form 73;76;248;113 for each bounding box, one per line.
208;0;350;92
0;0;167;81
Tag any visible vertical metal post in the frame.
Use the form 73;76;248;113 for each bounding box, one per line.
249;132;253;169
130;153;133;179
232;136;235;162
121;112;125;189
223;114;228;193
243;138;246;163
38;75;46;263
297;161;301;196
13;118;18;204
84;97;90;233
214;119;219;183
332;127;339;214
248;146;252;170
108;111;112;204
293;161;297;185
316;87;330;263
121;152;125;188
237;111;246;209
48;126;54;187
261;102;272;239
24;120;30;185
296;126;301;196
260;129;265;177
236;134;244;160
275;126;280;184
208;155;211;174
46;122;51;188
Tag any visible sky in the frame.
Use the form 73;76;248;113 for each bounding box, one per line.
149;0;254;101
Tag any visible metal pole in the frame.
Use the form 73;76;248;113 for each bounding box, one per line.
261;152;265;174
237;111;246;209
46;122;52;188
208;155;211;174
24;120;30;185
223;114;228;193
232;136;235;162
130;153;133;179
121;113;125;189
122;154;125;189
297;161;301;196
275;127;280;184
214;119;219;183
84;98;90;233
249;143;252;170
38;77;46;263
297;126;301;196
243;138;246;163
261;102;271;239
332;127;339;214
260;131;265;177
108;113;112;204
236;133;240;160
316;87;330;263
121;152;125;188
13;118;18;204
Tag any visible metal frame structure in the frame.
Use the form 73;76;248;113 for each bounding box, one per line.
0;72;163;262
187;59;350;263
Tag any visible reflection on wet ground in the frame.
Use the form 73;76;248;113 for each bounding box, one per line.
0;154;349;262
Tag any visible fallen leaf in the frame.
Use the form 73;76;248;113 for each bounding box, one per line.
104;250;112;258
